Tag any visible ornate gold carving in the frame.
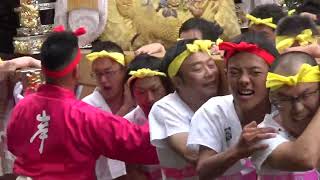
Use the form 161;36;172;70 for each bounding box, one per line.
20;3;40;28
13;36;46;54
16;68;43;92
100;0;241;50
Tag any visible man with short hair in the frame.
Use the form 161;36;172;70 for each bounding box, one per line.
7;29;158;180
251;51;320;179
83;41;135;116
82;41;135;180
149;39;221;179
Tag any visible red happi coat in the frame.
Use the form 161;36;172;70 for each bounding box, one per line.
7;84;158;180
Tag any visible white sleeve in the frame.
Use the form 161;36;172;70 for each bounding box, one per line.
82;94;94;104
107;159;127;178
187;101;225;153
13;81;24;104
123;109;135;122
95;157;126;179
251;134;289;170
149;102;190;148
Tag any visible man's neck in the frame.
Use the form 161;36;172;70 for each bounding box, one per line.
235;98;271;126
177;91;207;112
46;79;76;93
142;107;150;117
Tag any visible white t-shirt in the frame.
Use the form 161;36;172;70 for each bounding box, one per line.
251;112;318;177
82;89;127;180
124;106;162;180
149;91;198;180
187;95;253;176
124;106;148;125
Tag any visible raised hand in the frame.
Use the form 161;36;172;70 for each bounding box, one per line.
135;43;166;58
116;83;136;116
283;43;320;60
235;121;276;158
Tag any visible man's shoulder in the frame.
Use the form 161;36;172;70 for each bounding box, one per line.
200;95;234;113
151;93;186;115
82;92;96;104
14;93;39;109
72;99;100;113
72;99;115;120
81;90;109;110
206;95;233;106
156;93;176;103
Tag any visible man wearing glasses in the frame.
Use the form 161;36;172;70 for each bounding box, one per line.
83;40;135;116
251;51;320;179
7;30;157;180
82;41;136;180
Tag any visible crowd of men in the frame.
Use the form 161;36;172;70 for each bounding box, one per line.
1;1;320;180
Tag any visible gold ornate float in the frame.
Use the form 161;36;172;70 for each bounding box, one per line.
65;0;241;50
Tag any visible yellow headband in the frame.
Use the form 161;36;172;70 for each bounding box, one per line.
0;57;3;64
129;68;166;78
215;38;223;45
178;38;223;46
266;64;320;91
168;40;213;78
128;68;166;86
86;50;125;66
276;29;315;52
246;14;277;29
288;9;296;16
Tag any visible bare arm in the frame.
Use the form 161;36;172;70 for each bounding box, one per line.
79;105;158;164
197;121;276;180
197;146;241;180
300;12;317;21
283;44;320;59
0;56;41;73
167;132;198;164
264;108;320;171
135;43;166;58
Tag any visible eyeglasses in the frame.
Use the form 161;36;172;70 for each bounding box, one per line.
271;89;319;110
90;69;122;80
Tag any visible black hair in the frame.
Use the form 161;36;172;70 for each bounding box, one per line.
297;0;320;17
127;54;173;94
40;32;78;71
179;17;224;41
250;4;286;25
127;54;162;74
276;15;319;36
229;31;279;64
161;38;196;77
270;51;318;74
91;40;124;54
